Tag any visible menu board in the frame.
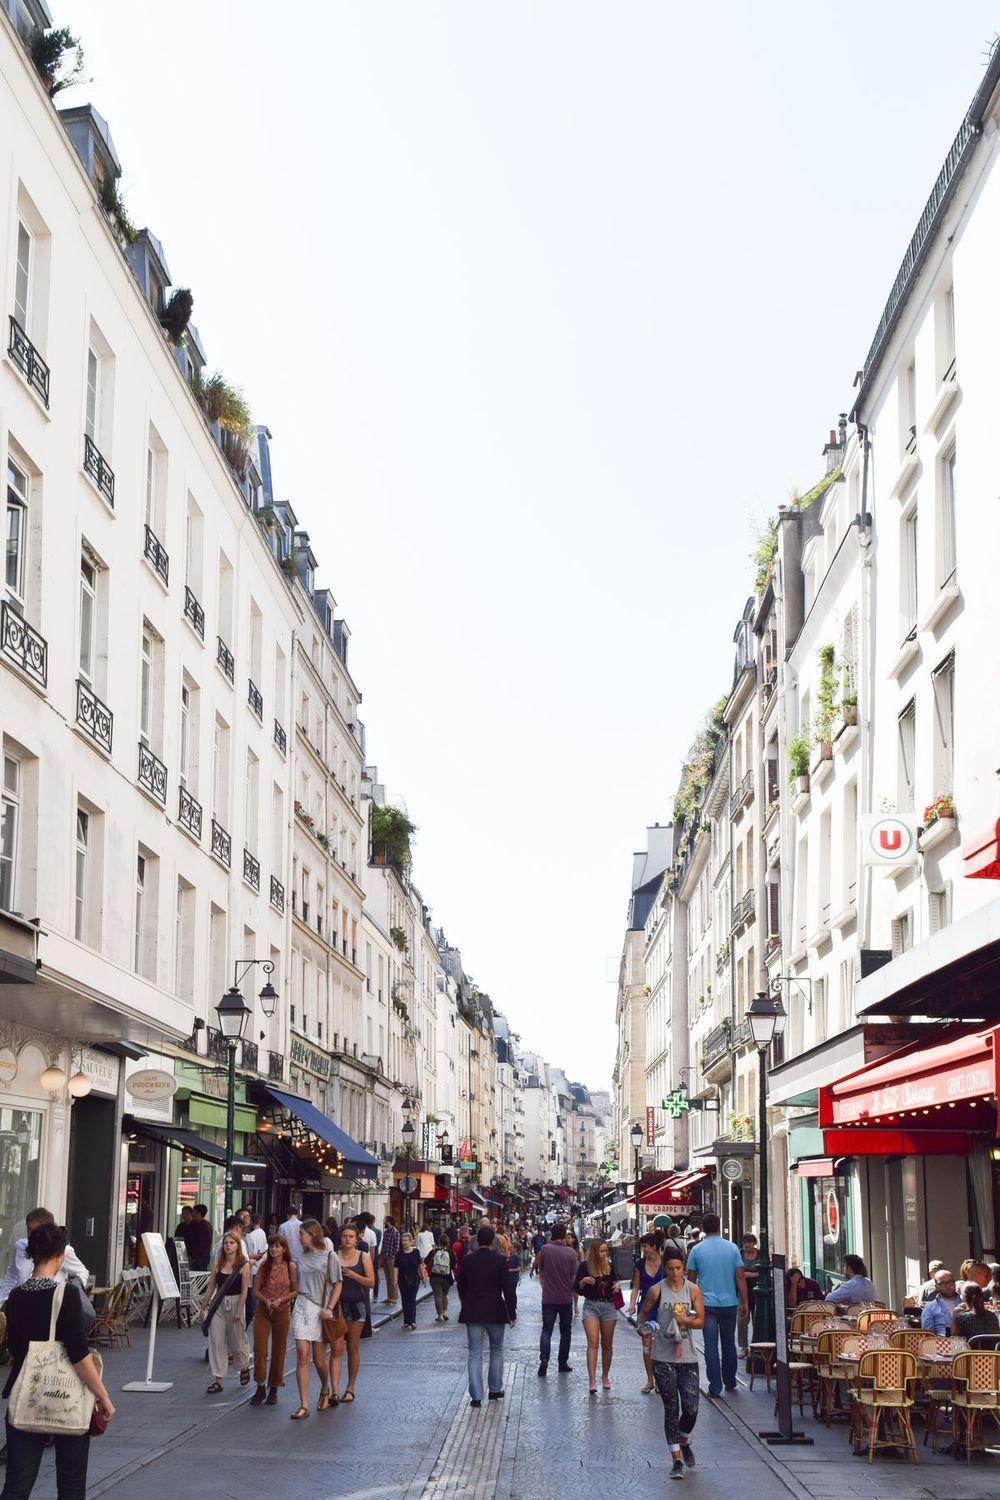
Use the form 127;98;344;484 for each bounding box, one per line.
141;1232;180;1300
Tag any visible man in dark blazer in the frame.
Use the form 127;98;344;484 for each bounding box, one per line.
457;1226;514;1407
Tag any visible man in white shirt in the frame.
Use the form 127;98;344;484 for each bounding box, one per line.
0;1207;90;1303
242;1211;268;1269
415;1226;435;1261
278;1205;303;1261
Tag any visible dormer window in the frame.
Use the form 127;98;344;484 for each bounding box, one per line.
148;271;162;315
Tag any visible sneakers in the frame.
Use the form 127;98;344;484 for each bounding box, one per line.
557;1363;573;1373
670;1459;685;1481
488;1390;504;1400
470;1399;482;1408
680;1441;695;1467
537;1361;548;1377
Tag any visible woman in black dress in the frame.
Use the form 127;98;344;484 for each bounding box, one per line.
2;1222;115;1500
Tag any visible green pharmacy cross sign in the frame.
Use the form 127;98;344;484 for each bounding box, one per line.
599;1161;613;1177
661;1090;692;1118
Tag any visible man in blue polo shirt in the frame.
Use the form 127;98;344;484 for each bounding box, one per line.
686;1213;747;1398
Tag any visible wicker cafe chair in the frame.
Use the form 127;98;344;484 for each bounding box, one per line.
88;1279;133;1349
815;1330;865;1425
851;1348;919;1464
856;1309;898;1333
950;1349;1000;1463
917;1336;969;1451
891;1328;930;1359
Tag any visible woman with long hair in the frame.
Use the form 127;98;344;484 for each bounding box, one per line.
329;1223;374;1403
396;1230;426;1330
250;1234;298;1406
951;1281;1000;1339
199;1230;251;1393
628;1232;665;1393
566;1229;584;1316
323;1217;342;1253
288;1219;341;1418
641;1245;705;1480
424;1232;456;1321
1;1222;115;1499
575;1239;620;1395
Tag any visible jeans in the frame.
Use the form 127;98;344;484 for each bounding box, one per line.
652;1361;700;1450
702;1303;739;1393
2;1419;90;1500
401;1283;418;1324
465;1322;505;1400
539;1302;572;1367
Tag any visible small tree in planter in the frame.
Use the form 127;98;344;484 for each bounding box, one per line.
98;171;137;246
29;27;86;95
390;925;409;953
159;288;194;346
787;734;810;790
370;805;416;874
923;793;955;826
812;643;838;758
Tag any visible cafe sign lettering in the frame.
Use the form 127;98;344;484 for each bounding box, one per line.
289;1037;331;1079
125;1068;177;1103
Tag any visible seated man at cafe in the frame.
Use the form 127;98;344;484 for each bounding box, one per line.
786;1265;824;1308
824;1254;878;1306
918;1258;944;1303
920;1267;961;1335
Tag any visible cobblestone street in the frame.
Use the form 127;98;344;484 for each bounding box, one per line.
13;1278;997;1500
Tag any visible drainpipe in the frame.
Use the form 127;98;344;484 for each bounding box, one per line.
855;424;875;950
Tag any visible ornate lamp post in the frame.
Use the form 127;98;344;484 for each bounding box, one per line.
630;1120;644;1238
217;960;279;1218
401;1097;416;1230
745;989;787;1342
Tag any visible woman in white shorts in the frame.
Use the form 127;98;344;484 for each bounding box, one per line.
289;1219;341;1418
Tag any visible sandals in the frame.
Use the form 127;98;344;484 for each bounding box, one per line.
602;1377;612;1390
329;1393;340;1406
207;1381;224;1394
240;1368;251;1386
641;1382;655;1394
341;1390;355;1403
317;1390;330;1411
289;1406;309;1420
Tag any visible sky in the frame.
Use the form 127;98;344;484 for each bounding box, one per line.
63;1;1000;1087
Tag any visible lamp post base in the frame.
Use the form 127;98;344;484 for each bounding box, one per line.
757;1431;814;1446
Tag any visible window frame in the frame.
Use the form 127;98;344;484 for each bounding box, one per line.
74;807;89;941
134;853;146;972
79;554;97;683
0;754;21;913
5;459;29;608
939;447;957;591
13;218;31;332
897;699;916;813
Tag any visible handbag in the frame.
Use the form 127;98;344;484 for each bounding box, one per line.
320;1253;347;1344
8;1282;101;1435
89;1403;109;1437
612;1285;625;1311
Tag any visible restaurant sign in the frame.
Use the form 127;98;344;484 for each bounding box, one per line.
289;1036;331;1080
830;1060;994;1123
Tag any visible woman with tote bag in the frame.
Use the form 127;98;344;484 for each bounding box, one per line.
2;1221;114;1500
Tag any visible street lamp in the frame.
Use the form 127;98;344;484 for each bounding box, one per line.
401;1097;415;1231
745;989;787;1342
217;959;278;1219
630;1121;644;1238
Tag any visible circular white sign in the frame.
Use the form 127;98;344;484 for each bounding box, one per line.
866;816;915;863
125;1068;177;1102
0;1048;17;1085
721;1157;744;1182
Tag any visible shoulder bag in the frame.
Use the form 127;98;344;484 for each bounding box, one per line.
320;1252;347;1345
8;1283;100;1435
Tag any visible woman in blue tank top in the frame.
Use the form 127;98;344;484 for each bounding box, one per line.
628;1233;665;1393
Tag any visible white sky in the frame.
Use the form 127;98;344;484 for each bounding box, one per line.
63;1;999;1087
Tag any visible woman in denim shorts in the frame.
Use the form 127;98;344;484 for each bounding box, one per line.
575;1240;620;1394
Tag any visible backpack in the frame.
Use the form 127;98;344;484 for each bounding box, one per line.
431;1248;452;1277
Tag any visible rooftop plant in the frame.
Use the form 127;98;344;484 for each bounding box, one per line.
98;171;137;245
189;369;253;437
159;288;193;346
390;925;409;953
370;804;417;873
671;696;727;824
752;517;778;592
29;26;86;95
799;465;842;511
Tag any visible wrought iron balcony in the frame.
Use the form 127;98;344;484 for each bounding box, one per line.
183;586;205;639
273;719;287;754
75;678;112;753
178;784;203;839
268;1050;284;1082
206;1026;228;1064
728;770;754;818
1;602;47;688
211;817;231;867
247;677;263;720
143;524;169;585
270;875;285;912
137;742;167;805
730;888;755;931
241;1038;259;1072
83;434;115;506
216;636;234;682
243;848;260;892
7;316;49;406
732;1016;753;1050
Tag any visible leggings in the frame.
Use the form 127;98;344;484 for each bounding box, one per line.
652;1360;700;1449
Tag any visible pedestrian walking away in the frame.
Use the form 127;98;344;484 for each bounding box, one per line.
198;1229;251;1393
575;1239;621;1394
396;1231;426;1328
289;1219;341;1417
628;1232;664;1393
425;1233;456;1321
381;1217;401;1305
536;1221;578;1376
503;1231;522;1319
278;1204;303;1263
642;1247;705;1480
529;1226;545;1277
250;1234;298;1407
738;1232;759;1358
330;1224;374;1404
0;1221;115;1500
457;1226;514;1407
566;1229;583;1315
684;1212;746;1399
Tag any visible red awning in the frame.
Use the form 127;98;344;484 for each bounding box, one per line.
456;1196;475;1213
819;1026;1000;1151
963;819;1000;879
628;1170;709;1208
823;1128;972;1158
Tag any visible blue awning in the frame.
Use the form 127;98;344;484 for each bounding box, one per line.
264;1087;379;1180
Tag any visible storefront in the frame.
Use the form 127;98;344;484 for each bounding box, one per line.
253;1086;379;1222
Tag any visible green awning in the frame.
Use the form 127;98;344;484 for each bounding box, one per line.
788;1125;825;1164
187;1094;258;1133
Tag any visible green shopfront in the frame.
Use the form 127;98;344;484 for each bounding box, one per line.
167;1061;260;1229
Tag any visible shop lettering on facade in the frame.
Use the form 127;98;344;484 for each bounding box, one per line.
289;1036;331;1079
833;1061;994;1123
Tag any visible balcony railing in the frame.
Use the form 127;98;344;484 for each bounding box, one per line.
1;602;47;688
729;770;754;818
76;678;112;753
206;1026;228;1064
7;315;49;406
247;677;263;720
216;636;234;682
143;524;169;585
183;586;205;639
731;888;755;930
270;875;285;912
700;1019;731;1070
243;848;260;892
83;434;115;506
268;1050;284;1082
178;784;203;840
137;742;167;804
211;817;231;867
273;719;287;754
732;1016;753;1050
241;1038;259;1072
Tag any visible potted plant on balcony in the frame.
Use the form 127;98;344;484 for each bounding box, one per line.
812;643;837;761
159;288;193;346
370;805;417;874
923;793;955;827
390;925;409;953
29;26;86;95
787;734;810;794
98;171;137;246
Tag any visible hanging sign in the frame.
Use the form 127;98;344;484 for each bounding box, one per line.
862;814;919;867
662;1090;692;1118
125;1069;177;1103
645;1106;656;1147
0;1048;17;1085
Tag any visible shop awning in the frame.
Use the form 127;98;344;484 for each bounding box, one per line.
628;1171;707;1208
456;1196;476;1213
263;1088;379;1179
796;1158;837;1178
963;819;1000;880
819;1025;1000;1149
125;1118;224;1164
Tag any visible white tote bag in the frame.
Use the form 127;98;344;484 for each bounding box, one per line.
8;1281;99;1435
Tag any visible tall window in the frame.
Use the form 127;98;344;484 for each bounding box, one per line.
144;447;155;528
0;756;20;911
212;716;230;822
74;808;89;940
13;220;30;331
5;460;28;608
134;854;146;971
84;348;99;442
79;555;97;683
897;699;916;812
932;652;955;796
939;448;957;589
140;630;153;746
902;507;918;636
179;682;191;787
244;750;259;851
